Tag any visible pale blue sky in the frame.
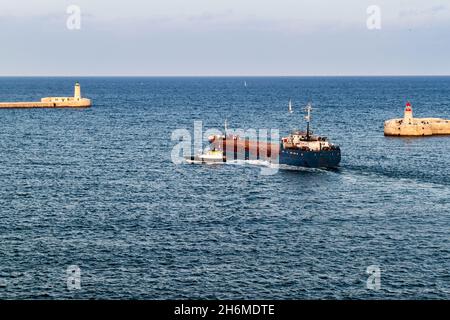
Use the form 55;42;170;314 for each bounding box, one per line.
0;0;449;75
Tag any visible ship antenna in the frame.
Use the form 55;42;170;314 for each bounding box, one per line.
224;119;228;136
305;103;312;140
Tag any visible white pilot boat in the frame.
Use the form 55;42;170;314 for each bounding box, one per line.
185;149;225;164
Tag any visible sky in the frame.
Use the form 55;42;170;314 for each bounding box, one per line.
0;0;449;76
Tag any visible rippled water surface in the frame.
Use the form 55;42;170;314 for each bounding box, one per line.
0;77;449;299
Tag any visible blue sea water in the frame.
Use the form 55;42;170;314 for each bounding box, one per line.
0;76;449;299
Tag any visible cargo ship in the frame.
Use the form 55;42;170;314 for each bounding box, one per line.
205;104;341;169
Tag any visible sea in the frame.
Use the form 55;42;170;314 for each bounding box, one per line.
0;76;449;299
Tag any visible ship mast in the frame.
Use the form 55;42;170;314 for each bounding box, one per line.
305;103;312;140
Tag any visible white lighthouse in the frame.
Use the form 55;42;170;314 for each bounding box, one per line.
404;101;413;123
74;82;81;100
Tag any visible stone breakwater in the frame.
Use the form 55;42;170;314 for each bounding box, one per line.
0;82;91;109
384;102;450;136
0;101;91;108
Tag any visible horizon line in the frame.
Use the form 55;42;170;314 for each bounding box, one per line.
1;74;450;78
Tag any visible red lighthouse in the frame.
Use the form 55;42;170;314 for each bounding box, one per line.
404;101;413;122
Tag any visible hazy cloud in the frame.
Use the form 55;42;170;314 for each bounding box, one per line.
0;0;449;75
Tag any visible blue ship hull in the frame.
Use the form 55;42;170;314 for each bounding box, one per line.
278;147;341;168
225;145;341;169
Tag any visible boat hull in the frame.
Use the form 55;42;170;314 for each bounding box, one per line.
184;154;226;164
278;148;341;168
210;138;341;169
